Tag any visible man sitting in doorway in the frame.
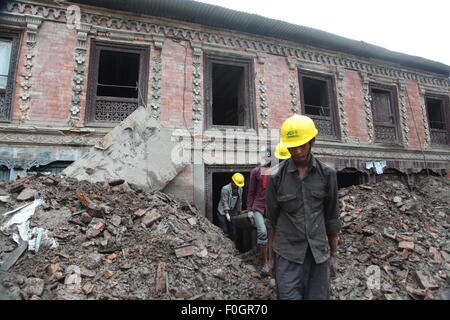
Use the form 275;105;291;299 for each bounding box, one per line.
217;173;245;245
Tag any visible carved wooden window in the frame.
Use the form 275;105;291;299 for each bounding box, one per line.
204;53;256;129
298;71;339;139
86;41;149;123
369;84;401;143
425;94;449;146
0;29;20;122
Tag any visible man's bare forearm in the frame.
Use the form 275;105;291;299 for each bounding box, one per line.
327;233;339;255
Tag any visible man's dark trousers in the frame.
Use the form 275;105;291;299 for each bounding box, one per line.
275;246;330;300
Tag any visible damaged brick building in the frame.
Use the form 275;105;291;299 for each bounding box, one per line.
0;0;449;225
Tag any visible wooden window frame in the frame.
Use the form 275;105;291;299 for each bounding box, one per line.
85;40;149;125
298;70;340;140
369;83;402;145
204;52;256;131
425;93;450;147
0;28;21;122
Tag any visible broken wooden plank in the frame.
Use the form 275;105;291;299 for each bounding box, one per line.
0;240;28;271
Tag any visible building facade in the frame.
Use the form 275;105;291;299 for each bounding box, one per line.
0;0;449;220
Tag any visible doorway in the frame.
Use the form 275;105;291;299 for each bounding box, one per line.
205;165;256;253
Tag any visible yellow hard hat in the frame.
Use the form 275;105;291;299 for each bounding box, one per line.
280;114;318;148
274;142;291;159
232;173;245;187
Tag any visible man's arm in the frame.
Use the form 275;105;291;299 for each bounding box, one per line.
265;175;279;231
325;169;341;255
221;187;231;221
221;187;231;211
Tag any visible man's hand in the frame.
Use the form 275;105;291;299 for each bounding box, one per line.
327;233;339;278
329;254;337;278
247;211;254;219
226;213;231;222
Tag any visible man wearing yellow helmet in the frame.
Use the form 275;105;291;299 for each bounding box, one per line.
247;143;291;276
217;173;244;244
266;114;341;300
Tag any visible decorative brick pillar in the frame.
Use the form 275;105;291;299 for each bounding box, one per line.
287;57;299;114
68;23;91;127
18;15;42;123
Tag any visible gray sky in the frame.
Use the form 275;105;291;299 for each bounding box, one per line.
197;0;450;66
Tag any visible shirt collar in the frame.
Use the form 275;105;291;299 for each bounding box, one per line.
287;153;317;172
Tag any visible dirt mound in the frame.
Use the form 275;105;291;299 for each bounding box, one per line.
0;174;276;300
332;176;450;300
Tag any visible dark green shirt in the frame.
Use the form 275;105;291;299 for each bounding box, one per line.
266;154;341;264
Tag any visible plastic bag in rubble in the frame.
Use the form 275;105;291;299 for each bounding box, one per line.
28;227;59;253
1;199;44;242
1;198;58;252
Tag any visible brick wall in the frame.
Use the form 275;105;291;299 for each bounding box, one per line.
265;55;292;129
405;79;426;148
162;164;193;202
343;70;369;142
19;21;77;124
159;39;194;128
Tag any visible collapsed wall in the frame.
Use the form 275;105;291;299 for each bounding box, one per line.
62;106;186;192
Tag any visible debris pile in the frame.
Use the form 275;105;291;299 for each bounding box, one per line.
1;172;449;300
0;173;275;300
332;176;450;300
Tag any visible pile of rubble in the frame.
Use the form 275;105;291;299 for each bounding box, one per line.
1;172;449;300
331;175;450;300
0;173;275;300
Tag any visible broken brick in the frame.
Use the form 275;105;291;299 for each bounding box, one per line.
47;263;62;275
155;262;167;295
80;212;93;224
142;208;162;227
107;253;117;261
406;285;425;298
398;241;414;250
83;283;95;295
76;192;103;218
64;273;81;286
424;224;437;233
103;230;112;240
175;245;195;258
415;271;439;289
103;270;114;279
132;209;147;218
54;272;65;281
111;215;122;227
396;235;414;243
440;250;450;263
429;247;443;264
